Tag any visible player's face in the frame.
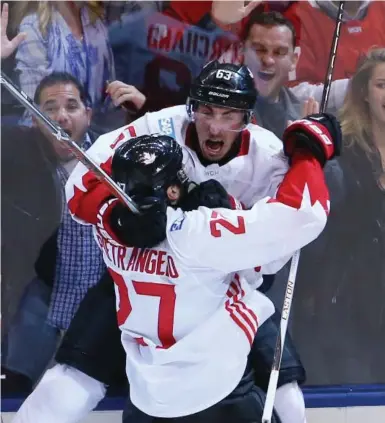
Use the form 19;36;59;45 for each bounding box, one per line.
194;104;244;161
244;24;298;101
34;83;91;161
367;62;385;126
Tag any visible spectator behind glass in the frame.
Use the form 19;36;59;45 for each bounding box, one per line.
341;48;385;185
220;11;350;137
1;72;105;394
12;1;115;122
243;11;303;137
164;1;299;39
107;1;242;114
104;0;164;24
291;48;385;384
220;11;344;138
290;0;385;84
1;3;61;344
1;2;27;123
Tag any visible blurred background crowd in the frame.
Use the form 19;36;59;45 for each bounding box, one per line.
1;0;384;399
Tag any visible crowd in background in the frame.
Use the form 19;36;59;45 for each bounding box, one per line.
1;0;384;397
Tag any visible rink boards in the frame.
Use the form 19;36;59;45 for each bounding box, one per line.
2;385;385;422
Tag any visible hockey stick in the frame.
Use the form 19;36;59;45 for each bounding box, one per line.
320;0;346;113
261;249;300;423
0;71;140;214
261;2;345;422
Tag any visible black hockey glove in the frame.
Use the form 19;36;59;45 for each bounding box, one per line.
283;113;342;167
98;197;167;248
179;179;233;211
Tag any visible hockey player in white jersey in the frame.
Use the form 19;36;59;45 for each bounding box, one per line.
64;121;338;421
12;62;341;423
91;60;288;208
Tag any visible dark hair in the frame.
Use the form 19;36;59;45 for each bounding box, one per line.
244;11;297;48
34;72;90;106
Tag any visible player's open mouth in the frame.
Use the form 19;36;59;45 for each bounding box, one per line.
205;140;224;154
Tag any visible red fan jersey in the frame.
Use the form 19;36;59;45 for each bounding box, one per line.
290;0;385;84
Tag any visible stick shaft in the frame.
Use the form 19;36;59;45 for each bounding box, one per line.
262;250;300;423
320;1;346;113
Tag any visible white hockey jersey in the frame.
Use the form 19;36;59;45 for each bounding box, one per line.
68;105;290;273
75;105;288;208
65;106;330;417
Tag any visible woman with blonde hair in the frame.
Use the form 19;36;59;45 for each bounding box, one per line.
291;47;385;385
340;47;385;188
13;1;115;116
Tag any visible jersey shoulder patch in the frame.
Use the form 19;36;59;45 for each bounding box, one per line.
170;215;186;232
158;116;177;139
147;105;187;140
167;208;188;233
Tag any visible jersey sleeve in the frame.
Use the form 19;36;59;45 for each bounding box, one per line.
245;128;289;207
168;152;329;274
260;254;292;275
257;138;289;200
65;115;150;225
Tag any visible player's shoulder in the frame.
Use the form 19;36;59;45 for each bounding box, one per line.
166;208;187;233
165;206;210;264
246;124;285;158
146;105;189;137
165;208;190;263
93;124;133;148
166;207;196;239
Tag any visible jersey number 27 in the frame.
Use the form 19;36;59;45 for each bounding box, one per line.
109;268;176;349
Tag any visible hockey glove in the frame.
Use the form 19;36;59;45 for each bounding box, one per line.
283;113;342;167
98;197;167;248
180;179;234;211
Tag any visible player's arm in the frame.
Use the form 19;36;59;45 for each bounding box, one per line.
169;114;342;273
255;131;289;200
65;115;150;225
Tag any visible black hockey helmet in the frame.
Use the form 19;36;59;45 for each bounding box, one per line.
187;60;257;124
111;134;189;204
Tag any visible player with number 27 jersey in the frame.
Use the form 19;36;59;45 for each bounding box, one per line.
66;125;333;418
